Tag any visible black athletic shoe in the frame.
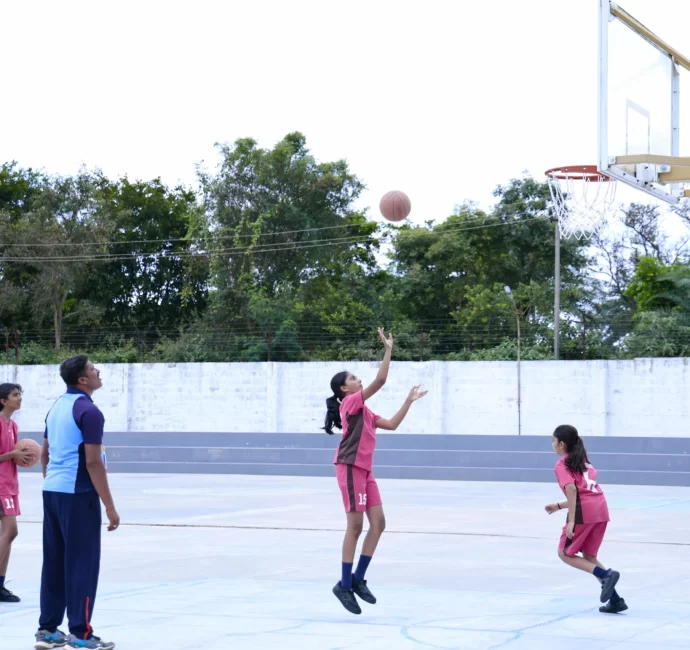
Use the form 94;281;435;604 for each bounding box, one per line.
352;577;377;604
0;586;20;602
600;570;620;603
599;598;628;614
332;581;361;615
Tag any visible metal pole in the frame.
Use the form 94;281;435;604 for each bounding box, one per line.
516;308;521;436
554;220;561;360
504;286;522;436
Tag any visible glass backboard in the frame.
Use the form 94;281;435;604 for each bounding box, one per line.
598;0;690;203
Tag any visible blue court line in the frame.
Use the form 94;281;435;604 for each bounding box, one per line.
484;610;581;649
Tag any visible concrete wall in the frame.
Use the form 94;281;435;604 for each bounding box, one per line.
3;358;689;437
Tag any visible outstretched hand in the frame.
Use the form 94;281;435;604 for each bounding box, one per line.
407;385;428;402
378;327;393;350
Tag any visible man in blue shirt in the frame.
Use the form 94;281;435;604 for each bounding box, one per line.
34;356;120;650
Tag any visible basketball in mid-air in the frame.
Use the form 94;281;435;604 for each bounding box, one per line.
14;438;41;468
379;190;411;222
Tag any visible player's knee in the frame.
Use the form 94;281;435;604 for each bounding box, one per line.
558;549;568;562
372;514;386;534
2;526;18;542
348;519;364;537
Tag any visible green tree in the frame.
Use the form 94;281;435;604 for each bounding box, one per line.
0;170;111;350
390;179;588;322
624;256;679;311
0;162;45;220
387;177;589;357
199;132;379;324
243;286;302;361
625;264;690;357
74;177;208;336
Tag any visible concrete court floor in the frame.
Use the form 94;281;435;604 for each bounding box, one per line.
3;473;690;650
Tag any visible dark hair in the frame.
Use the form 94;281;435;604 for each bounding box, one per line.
0;383;22;412
322;371;349;435
60;355;90;387
553;424;590;474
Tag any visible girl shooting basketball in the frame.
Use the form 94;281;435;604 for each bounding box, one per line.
323;328;427;615
0;383;30;603
545;425;627;614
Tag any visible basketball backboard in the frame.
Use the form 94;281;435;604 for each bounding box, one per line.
598;0;690;203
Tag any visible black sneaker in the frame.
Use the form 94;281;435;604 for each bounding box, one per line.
600;598;628;614
352;576;377;604
332;581;361;615
600;570;620;603
0;586;20;602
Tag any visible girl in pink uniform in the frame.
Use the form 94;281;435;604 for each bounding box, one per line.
0;383;31;603
323;328;427;615
545;424;628;614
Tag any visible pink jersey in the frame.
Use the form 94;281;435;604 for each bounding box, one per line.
333;391;380;471
555;456;609;524
0;417;19;496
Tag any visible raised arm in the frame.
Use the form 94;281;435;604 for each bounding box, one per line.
362;328;393;402
376;385;428;431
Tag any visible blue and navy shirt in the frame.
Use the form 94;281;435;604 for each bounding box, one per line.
44;388;106;494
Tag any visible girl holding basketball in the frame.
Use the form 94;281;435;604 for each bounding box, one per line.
545;424;627;614
323;328;427;615
0;383;30;603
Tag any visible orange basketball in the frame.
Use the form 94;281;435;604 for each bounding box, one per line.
13;438;41;468
379;190;411;222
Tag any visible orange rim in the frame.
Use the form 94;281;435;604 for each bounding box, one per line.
545;165;612;181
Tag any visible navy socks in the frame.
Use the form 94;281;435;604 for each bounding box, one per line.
354;555;372;581
593;566;609;580
341;563;353;589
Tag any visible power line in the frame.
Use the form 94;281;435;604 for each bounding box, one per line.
0;216;549;263
0;209;500;249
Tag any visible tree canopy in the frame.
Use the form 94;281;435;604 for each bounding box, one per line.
1;134;689;364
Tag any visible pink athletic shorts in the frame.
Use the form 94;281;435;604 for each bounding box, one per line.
0;495;20;517
336;464;382;513
559;521;607;557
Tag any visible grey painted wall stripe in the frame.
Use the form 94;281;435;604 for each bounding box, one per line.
20;432;690;486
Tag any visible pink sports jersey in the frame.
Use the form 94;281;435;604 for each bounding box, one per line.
333;391;380;471
0;418;19;496
555;456;609;524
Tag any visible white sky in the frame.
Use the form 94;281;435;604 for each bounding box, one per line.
1;0;688;231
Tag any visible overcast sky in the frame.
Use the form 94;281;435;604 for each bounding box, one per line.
1;0;688;231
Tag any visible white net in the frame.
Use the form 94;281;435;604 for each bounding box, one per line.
545;167;617;239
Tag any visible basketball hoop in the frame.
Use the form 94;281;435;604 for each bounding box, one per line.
545;165;617;239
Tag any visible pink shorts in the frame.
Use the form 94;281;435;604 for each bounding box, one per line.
559;521;607;557
0;495;20;517
336;464;382;513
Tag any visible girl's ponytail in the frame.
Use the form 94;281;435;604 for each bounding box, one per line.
322;395;342;435
322;370;349;435
554;424;590;473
